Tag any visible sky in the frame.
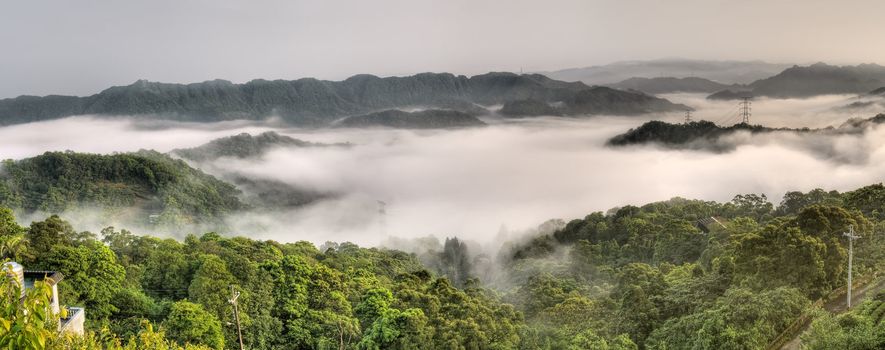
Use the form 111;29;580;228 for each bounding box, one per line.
3;0;885;98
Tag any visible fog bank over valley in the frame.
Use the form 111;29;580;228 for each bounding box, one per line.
2;93;884;245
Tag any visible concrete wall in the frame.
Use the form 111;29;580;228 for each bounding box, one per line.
59;307;85;335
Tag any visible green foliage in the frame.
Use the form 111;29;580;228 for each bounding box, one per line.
358;305;430;349
0;265;56;350
607;120;782;150
187;255;236;320
503;188;885;349
775;188;842;216
2;178;885;349
646;287;809;349
843;183;885;219
172;131;327;162
437;237;472;287
163;301;224;350
41;240;126;320
55;321;215;350
0;151;244;227
0;207;26;261
802;306;885;350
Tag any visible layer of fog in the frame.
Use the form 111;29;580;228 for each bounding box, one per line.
2;93;885;247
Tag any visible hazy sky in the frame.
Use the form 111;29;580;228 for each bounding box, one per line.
3;0;885;98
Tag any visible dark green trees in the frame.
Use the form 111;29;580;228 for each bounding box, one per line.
164;301;225;350
0;151;244;228
0;178;883;349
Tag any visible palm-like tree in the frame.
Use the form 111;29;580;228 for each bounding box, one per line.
0;233;26;262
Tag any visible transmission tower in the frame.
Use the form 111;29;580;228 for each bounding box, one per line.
739;97;752;124
843;225;861;309
377;200;387;236
684;110;692;124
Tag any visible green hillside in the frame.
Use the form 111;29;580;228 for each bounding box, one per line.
0;182;883;349
0;151;244;227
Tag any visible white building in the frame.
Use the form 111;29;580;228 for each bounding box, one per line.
3;262;85;335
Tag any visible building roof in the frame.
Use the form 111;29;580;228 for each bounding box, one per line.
23;270;64;287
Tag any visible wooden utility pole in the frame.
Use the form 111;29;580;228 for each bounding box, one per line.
229;285;245;350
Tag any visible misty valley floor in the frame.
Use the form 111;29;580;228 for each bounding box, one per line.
2;93;885;245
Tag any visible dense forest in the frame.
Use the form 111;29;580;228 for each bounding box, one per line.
0;182;883;349
0;144;342;232
172;132;343;162
0;151;244;227
607;115;885;151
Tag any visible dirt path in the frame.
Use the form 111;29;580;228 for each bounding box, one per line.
780;277;885;350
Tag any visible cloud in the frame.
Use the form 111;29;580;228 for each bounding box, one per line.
1;94;884;246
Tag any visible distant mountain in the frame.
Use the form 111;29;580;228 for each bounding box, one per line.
499;99;562;117
225;176;328;209
707;89;754;100
562;87;689;115
334;109;486;129
543;59;792;85
708;63;885;99
607;115;885;152
832;86;885;111
834;100;879;111
609;77;736;94
0;72;687;126
172;131;346;162
498;86;690;117
869;87;885;96
748;63;885;98
0;151;244;226
171;131;340;207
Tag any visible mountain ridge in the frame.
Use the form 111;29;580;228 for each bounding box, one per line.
543;59;792;85
708;63;885;99
0;72;687;126
608;76;737;94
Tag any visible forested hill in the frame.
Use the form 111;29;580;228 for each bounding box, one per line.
502;185;885;349
607;120;787;151
1;183;883;349
0;151;244;226
172;132;335;208
607;114;885;151
0;72;687;126
172;131;346;162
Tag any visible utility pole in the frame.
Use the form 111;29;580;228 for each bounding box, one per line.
229;285;245;350
684;110;692;124
843;225;861;309
740;97;752;124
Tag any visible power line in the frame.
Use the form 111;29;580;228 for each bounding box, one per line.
684;110;692;124
739;97;752;124
711;103;743;126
